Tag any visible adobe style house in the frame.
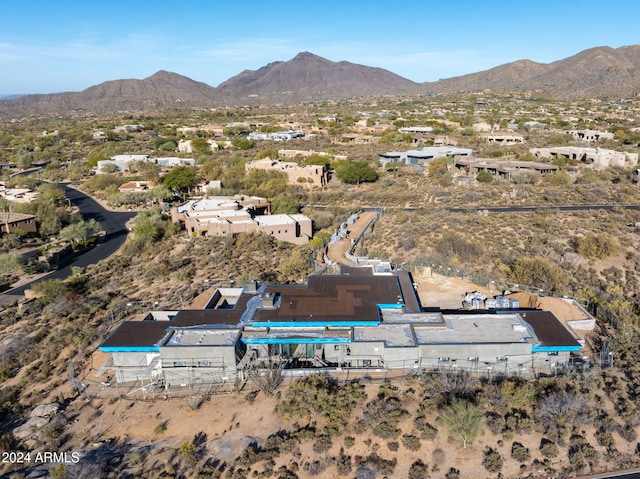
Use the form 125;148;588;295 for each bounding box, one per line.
244;158;329;188
481;132;525;144
530;147;638;170
453;158;558;179
170;196;312;245
99;266;584;386
1;212;37;234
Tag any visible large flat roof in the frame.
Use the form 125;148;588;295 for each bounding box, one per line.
354;324;416;347
413;313;533;345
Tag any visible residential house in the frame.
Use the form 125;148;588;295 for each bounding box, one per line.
481;132;525;144
565;130;615;143
454;158;558;179
99;266;585;386
0;182;38;204
379;146;473;168
1;212;37;234
530;147;638;169
244;158;329;188
118;181;156;193
170;196;312;245
248;130;305;141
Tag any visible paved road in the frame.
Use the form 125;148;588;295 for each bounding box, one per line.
1;185;135;303
445;204;640;213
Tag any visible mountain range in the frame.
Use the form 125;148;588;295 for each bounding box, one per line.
1;46;640;117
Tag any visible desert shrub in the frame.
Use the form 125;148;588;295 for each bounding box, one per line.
499;379;536;409
482;447;503;473
509;256;568;293
505;408;534;433
312;431;332;453
547;170;571;186
344;436;355;448
595;428;616;452
432;447;446;465
154;421;167;435
445;468;460;479
414;415;438;440
485;411;505;435
511;442;531;462
435;231;483;263
387;441;399;452
277;375;365;432
307;459;329;476
540;438;559;458
362;383;408;439
354;453;397;477
618;424;638;443
568;434;600;472
401;434;421;451
179;440;196;456
535;390;591;436
476;171;493;183
573;233;619;259
408;459;430;479
336;454;352;475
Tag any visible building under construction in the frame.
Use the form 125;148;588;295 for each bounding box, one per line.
99;266;583;386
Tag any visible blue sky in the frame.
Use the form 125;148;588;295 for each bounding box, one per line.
1;0;639;94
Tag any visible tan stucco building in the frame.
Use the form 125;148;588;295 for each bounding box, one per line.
244;158;328;188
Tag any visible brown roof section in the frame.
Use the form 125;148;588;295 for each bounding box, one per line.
100;321;172;348
520;311;581;348
255;274;402;323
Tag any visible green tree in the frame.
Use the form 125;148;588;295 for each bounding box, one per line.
162;165;199;196
37;183;66;205
270;196;299;214
231;137;255;150
59;219;102;244
278;247;312;283
335;160;378;184
0;253;24;282
437;400;484;449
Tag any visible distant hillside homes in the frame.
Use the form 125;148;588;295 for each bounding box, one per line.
248;129;305;141
170;196;312;245
96;155;196;174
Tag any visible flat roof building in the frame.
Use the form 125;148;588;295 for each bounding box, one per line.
99;267;584;385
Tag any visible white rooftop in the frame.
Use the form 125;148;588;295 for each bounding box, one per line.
165;328;239;347
255;214;297;226
413;313;534;345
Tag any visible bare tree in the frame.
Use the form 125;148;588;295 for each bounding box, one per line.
248;357;285;396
